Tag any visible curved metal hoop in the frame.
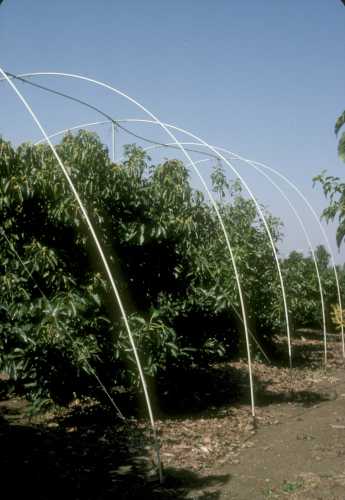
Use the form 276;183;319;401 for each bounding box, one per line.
3;71;260;418
0;68;164;482
33;115;341;365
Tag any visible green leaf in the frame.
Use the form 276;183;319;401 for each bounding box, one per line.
338;132;345;162
335;110;345;136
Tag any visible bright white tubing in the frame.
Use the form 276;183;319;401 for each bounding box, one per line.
111;122;116;163
179;153;328;366
220;150;344;360
2;222;127;417
35;124;264;413
14;72;260;419
36;125;274;364
35;116;339;364
0;68;162;478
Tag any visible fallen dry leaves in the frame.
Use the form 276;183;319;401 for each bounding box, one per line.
1;329;344;498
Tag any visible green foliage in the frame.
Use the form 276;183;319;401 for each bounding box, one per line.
313;171;345;247
281;245;342;333
314;109;345;246
335;110;345;162
281;480;304;493
0;131;288;406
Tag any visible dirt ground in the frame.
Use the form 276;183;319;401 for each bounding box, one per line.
1;331;345;499
217;369;345;499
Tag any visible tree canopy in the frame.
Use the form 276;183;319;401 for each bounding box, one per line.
0;131;341;410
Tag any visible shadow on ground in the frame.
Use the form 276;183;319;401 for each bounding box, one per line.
275;329;343;369
154;329;343;416
1;330;340;499
0;402;229;500
155;361;336;420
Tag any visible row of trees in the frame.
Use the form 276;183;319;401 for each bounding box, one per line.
0;131;343;410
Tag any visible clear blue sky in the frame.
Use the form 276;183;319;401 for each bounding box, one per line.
1;1;345;262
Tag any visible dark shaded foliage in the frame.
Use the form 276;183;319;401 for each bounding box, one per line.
0;132;285;407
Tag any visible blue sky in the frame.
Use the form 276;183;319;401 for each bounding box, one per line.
1;1;345;262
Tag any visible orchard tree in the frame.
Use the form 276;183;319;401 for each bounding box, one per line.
281;246;339;333
0;131;284;408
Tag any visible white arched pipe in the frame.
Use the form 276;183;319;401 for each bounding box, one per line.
151;136;336;367
141;143;328;367
241;160;328;366
5;75;269;441
35;128;262;417
190;139;343;363
0;68;164;481
117;119;342;366
135;142;329;367
34;120;111;144
220;151;345;360
111;122;116;163
176;156;274;363
110;120;294;370
35;115;339;366
182;153;328;367
6;72;257;420
152;131;342;364
35;124;274;364
0;226;126;419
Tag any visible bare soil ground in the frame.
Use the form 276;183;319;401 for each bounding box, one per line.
1;331;344;499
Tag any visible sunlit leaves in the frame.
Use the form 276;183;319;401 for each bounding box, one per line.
0;131;294;406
